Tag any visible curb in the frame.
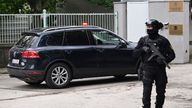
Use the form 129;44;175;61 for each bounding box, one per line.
0;68;7;74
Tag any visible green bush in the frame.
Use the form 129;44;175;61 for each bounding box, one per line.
0;0;28;14
88;0;113;8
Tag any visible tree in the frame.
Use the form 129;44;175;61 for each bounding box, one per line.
0;0;61;14
28;0;63;13
28;0;42;13
0;0;29;14
88;0;113;9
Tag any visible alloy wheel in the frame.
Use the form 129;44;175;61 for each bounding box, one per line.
51;66;68;85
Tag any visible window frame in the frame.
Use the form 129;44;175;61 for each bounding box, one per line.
89;29;122;46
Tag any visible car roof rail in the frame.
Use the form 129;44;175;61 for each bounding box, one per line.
21;32;40;36
42;26;100;32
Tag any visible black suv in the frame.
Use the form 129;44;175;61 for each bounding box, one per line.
7;26;139;88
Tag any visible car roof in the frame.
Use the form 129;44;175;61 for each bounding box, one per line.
22;26;102;36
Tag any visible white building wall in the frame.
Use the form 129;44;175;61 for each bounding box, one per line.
127;2;148;42
114;2;127;40
114;0;191;63
190;17;192;59
149;0;190;63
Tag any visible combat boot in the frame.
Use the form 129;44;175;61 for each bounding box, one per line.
142;104;150;108
155;104;163;108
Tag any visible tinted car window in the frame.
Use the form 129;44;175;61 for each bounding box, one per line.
46;33;63;46
91;30;120;45
39;32;63;46
64;30;89;45
16;35;37;48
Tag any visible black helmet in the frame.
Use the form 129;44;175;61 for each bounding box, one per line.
145;19;163;38
145;19;163;30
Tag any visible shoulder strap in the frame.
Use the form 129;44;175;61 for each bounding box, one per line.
143;36;149;45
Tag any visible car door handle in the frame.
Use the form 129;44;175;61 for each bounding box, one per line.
65;50;72;54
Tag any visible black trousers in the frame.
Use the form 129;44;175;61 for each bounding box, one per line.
142;65;167;108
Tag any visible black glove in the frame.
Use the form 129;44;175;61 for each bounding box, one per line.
142;46;150;53
156;57;164;64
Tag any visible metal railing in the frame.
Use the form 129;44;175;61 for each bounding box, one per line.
0;10;117;45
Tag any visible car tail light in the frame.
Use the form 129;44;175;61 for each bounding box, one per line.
82;22;88;26
22;51;40;58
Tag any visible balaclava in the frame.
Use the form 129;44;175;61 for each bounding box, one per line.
145;19;163;39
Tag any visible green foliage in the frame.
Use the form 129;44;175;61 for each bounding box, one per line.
29;0;65;13
45;0;57;13
0;0;60;14
21;3;31;13
0;0;28;14
0;0;113;14
88;0;113;8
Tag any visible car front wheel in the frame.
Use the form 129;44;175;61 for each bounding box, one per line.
45;63;72;89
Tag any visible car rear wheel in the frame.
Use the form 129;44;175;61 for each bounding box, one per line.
45;63;72;89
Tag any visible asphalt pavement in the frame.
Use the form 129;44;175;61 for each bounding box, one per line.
0;62;192;108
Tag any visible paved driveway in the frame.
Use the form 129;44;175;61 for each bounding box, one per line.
0;63;192;108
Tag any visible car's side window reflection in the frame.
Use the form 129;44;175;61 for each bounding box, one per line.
38;32;63;47
91;30;120;45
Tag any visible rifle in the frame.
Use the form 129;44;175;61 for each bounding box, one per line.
147;43;171;69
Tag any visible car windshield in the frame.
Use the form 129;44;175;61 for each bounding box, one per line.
16;35;37;48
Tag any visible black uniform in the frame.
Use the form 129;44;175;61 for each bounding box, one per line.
133;19;175;108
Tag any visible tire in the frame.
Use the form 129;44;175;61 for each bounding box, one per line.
45;63;72;89
25;81;43;85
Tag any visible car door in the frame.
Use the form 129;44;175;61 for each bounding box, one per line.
63;30;101;78
89;29;136;76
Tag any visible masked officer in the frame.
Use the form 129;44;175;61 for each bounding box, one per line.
133;19;175;108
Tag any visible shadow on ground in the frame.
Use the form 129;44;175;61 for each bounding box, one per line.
16;75;139;90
